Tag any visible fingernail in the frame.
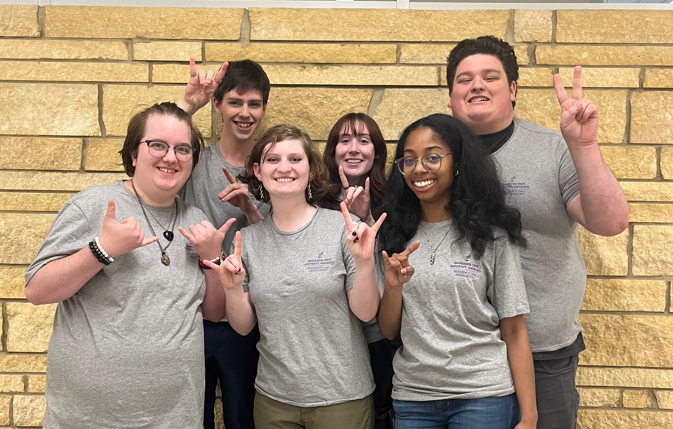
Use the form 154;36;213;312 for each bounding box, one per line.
352;231;357;236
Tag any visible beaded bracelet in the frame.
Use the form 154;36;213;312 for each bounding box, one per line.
199;253;224;270
89;237;114;265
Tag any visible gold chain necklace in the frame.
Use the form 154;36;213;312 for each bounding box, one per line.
420;223;451;265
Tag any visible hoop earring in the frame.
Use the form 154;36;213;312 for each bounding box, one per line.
259;185;265;200
455;169;459;176
307;183;313;201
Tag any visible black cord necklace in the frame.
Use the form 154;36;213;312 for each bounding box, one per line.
131;180;178;266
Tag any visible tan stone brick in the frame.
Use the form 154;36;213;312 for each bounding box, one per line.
644;69;673;89
0;5;39;37
515;89;627;143
7;302;57;353
85;139;125;172
514;10;552;43
13;395;46;427
578;409;673;429
0;395;9;425
631;92;673;144
0;61;148;83
250;9;509;42
582;279;666;312
0;40;128;60
0;375;24;393
633;225;673;276
578;227;628;276
0;192;74;212
623;390;652;408
372;89;451;141
103;85;211;137
558;67;640;88
517;68;553;87
514;46;529;66
580;314;673;367
0;171;126;192
207;43;397;64
400;44;455;64
557;10;673;44
655;391;673;409
45;6;243;40
0;138;82;171
0;213;56;264
0;267;28;299
629;203;673;223
577;388;620;408
600;146;656;179
578;367;673;389
0;355;47;373
27;376;46;393
255;88;372;141
621;182;673;202
133;41;202;61
151;64;220;84
0;83;99;136
537;45;673;67
663;147;673;180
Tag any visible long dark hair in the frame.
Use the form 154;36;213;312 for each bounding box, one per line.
378;114;525;258
323;113;388;219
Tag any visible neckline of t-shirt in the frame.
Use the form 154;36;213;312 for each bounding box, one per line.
269;205;320;236
489;117;520;158
419;218;453;229
212;142;245;174
117;180;181;214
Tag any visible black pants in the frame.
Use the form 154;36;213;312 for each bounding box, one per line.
534;355;580;429
203;320;260;429
369;339;396;429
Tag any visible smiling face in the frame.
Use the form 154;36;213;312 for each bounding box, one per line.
334;120;376;184
448;54;516;135
253;139;310;202
215;88;266;144
131;114;193;206
402;127;455;211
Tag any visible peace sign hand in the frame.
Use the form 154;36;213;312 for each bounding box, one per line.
177;57;228;116
553;66;599;148
203;231;246;292
340;165;373;224
382;241;419;289
178;218;236;261
341;201;386;262
98;199;160;258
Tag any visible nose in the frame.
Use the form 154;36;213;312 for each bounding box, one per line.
471;75;484;91
163;147;178;163
413;157;428;175
278;158;291;172
347;139;359;153
240;103;250;118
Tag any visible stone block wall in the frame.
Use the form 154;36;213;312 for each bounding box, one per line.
0;5;671;428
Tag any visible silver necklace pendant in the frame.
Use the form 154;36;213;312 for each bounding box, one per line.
430;253;436;265
161;253;171;266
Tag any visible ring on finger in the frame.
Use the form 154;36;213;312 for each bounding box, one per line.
190;73;197;77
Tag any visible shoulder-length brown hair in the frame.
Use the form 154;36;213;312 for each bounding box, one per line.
323;113;388;219
238;124;341;210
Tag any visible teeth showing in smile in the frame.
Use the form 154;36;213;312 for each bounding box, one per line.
413;179;435;188
469;97;489;103
236;122;253;129
275;178;294;182
346;159;362;164
159;168;176;173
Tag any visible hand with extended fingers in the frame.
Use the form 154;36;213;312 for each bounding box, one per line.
382;241;419;289
339;165;373;224
178;218;236;261
98;199;160;258
341;201;385;262
553;66;599;148
203;231;246;292
178;56;228;115
218;166;258;213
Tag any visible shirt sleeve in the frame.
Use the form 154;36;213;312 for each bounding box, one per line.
488;237;529;319
557;136;581;208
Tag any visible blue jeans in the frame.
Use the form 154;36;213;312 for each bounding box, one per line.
393;394;520;429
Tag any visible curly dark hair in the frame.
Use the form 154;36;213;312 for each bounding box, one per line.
378;114;525;259
238;124;341;209
446;36;519;108
323;113;388;219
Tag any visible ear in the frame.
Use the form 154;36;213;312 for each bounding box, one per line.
213;98;222;115
261;103;267;116
253;163;262;181
447;91;453;109
131;150;138;167
509;81;517;102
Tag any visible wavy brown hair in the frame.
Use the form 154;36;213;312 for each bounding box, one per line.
238;124;341;209
323;113;388;219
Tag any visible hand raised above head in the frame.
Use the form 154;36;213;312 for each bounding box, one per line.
98;199;160;259
382;241;419;289
341;201;385;262
553;66;599;148
177;57;228;116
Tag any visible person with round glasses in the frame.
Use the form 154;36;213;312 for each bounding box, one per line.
377;114;537;429
24;102;233;427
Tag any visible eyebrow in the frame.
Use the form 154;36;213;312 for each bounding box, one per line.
455;69;502;79
340;133;371;138
403;145;445;154
226;97;263;103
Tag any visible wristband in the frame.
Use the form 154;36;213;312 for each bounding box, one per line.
199;253;224;269
89;237;114;265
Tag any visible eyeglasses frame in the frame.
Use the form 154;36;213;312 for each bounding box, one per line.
394;152;452;176
140;140;195;162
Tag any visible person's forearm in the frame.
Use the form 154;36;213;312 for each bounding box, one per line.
243;205;265;225
224;287;257;335
377;281;403;340
348;261;380;322
202;270;227;321
568;143;629;236
25;246;105;305
501;315;537;426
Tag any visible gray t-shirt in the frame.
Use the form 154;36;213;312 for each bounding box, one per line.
240;207;375;407
390;220;529;401
492;119;584;353
25;180;209;428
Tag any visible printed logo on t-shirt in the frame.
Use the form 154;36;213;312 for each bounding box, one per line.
449;254;481;279
304;251;335;272
502;176;530;196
